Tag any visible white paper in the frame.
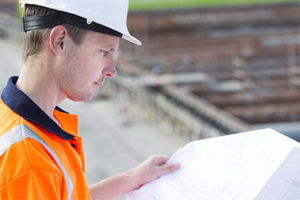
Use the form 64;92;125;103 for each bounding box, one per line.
128;128;300;200
254;147;300;200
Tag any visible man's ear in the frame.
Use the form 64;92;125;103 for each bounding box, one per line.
48;25;68;56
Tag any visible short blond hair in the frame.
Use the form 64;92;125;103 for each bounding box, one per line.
23;4;86;61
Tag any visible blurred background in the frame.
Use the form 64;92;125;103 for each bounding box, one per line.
0;0;299;199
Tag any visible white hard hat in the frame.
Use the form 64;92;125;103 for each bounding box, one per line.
20;0;141;45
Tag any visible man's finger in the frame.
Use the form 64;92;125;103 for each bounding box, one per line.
160;162;180;175
151;156;169;165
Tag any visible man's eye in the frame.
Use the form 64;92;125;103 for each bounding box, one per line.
100;50;109;57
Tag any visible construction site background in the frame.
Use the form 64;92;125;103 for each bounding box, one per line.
0;1;299;199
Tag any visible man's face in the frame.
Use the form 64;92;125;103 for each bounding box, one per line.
56;30;120;102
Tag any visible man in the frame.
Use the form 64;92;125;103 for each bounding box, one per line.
0;0;180;199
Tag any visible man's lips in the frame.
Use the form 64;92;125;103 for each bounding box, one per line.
94;81;103;86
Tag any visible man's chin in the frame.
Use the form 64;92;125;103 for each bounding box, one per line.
68;92;94;102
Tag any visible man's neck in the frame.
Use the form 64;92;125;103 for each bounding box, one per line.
16;57;65;125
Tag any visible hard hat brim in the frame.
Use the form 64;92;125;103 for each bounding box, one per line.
123;34;142;46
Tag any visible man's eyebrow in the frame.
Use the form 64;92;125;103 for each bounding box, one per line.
98;43;115;51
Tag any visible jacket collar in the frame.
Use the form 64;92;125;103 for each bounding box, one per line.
1;76;75;140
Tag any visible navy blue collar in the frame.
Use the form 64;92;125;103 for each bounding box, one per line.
1;76;75;140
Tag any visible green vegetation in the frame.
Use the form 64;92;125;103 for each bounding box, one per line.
129;0;298;11
16;1;23;21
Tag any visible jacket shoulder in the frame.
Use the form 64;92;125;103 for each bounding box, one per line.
0;121;63;189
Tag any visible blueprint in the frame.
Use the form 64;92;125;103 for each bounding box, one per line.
128;128;300;200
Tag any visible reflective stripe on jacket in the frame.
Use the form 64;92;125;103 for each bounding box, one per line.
0;124;73;199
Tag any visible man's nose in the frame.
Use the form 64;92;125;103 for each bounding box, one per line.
102;64;117;78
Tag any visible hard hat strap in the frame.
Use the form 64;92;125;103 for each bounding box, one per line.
23;13;64;32
23;11;122;38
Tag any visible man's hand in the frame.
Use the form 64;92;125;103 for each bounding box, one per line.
129;156;180;190
89;156;180;200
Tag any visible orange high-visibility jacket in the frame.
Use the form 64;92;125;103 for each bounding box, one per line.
0;76;91;199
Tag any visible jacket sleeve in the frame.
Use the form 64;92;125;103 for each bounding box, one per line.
0;169;67;200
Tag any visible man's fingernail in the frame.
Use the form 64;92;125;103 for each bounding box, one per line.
174;162;180;168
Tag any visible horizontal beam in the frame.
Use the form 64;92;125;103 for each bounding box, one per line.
118;72;211;87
